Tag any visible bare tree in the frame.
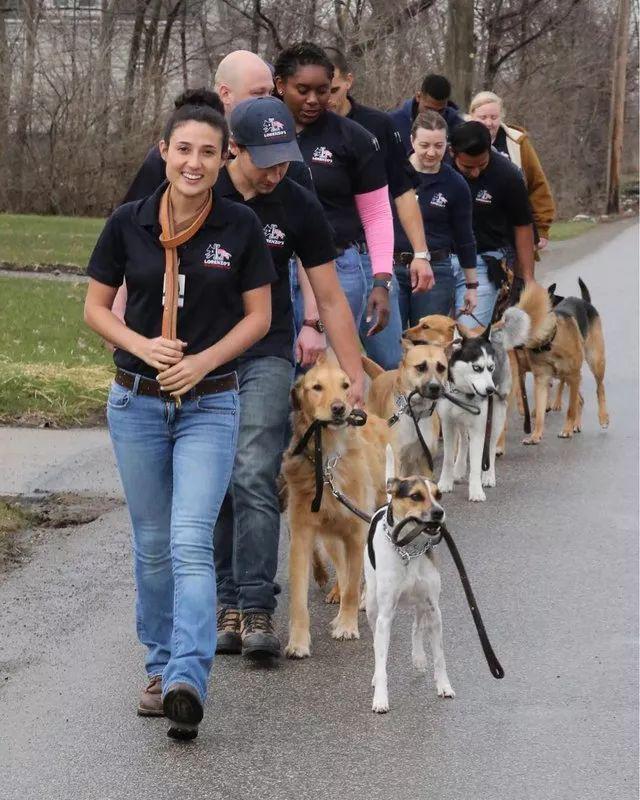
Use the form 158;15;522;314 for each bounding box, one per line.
606;0;632;213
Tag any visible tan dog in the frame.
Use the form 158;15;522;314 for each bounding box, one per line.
363;340;448;477
282;354;390;658
503;281;609;444
404;314;457;350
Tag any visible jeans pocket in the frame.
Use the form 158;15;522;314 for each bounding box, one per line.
107;381;131;410
335;249;361;274
196;390;237;414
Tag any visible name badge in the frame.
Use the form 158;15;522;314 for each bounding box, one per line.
162;274;185;308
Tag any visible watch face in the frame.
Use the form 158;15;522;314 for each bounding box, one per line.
317;320;326;333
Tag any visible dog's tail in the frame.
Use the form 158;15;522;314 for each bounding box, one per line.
512;281;555;348
500;307;531;350
578;277;591;304
362;355;385;380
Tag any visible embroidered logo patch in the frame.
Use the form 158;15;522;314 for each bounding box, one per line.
312;146;333;165
476;189;493;204
430;192;448;208
204;243;232;269
264;223;286;247
262;118;287;138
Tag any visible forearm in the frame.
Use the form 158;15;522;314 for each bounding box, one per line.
297;260;319;317
394;190;427;253
198;309;271;373
513;225;536;282
84;303;148;359
318;291;363;385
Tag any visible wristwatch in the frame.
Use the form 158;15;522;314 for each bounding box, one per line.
413;250;432;261
465;282;479;289
373;277;392;291
303;318;325;333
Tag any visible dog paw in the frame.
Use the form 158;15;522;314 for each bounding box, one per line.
372;694;390;713
558;429;574;439
412;654;428;673
331;618;360;640
481;471;496;488
285;641;311;659
325;584;340;604
438;479;454;494
522;435;540;445
495;446;505;458
468;488;486;502
599;414;610;429
436;681;456;699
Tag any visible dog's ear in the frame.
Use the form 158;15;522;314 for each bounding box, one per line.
480;323;492;341
386;477;401;496
401;336;415;353
290;377;304;411
547;283;556;297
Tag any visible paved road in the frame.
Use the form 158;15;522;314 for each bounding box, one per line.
1;221;638;800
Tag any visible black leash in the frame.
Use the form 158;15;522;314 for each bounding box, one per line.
388;389;437;473
443;389;482;415
513;348;532;434
482;394;493;472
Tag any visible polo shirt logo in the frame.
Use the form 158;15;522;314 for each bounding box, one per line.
203;243;232;269
430;192;448;208
476;189;493;204
262;118;287;138
312;146;333;165
264;223;286;247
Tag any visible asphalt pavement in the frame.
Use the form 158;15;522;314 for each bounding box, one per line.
0;220;637;800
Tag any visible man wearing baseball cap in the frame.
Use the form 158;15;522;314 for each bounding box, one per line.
214;96;364;660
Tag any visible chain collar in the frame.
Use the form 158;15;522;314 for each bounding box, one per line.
381;506;441;565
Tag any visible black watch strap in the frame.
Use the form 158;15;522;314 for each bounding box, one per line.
373;277;392;291
303;318;325;333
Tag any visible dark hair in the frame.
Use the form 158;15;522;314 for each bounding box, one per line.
449;121;492;155
323;46;350;76
420;74;452;101
273;42;334;82
163;88;229;151
411;110;448;138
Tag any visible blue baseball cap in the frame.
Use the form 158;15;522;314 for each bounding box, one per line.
230;97;303;168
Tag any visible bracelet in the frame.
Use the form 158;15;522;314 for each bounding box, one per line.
465;282;479;289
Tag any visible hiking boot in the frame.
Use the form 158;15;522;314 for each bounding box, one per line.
137;674;163;717
163;683;203;741
240;611;281;660
216;607;242;654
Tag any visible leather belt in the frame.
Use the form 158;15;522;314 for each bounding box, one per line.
115;368;238;402
394;248;450;266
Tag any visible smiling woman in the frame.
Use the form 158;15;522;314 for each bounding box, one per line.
82;88;276;742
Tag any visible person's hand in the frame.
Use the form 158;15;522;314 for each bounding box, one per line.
157;352;211;396
136;336;186;371
537;237;549;250
295;326;327;368
366;287;390;336
410;258;434;293
348;371;366;409
461;288;478;315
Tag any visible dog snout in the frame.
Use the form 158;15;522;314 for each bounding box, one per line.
485;385;495;396
425;380;443;399
431;507;445;522
331;401;346;418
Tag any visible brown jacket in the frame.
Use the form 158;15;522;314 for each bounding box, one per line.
501;123;555;238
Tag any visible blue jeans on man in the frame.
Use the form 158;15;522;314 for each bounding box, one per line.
359;252;403;370
452;252;501;327
395;257;455;328
107;377;239;702
214;356;294;612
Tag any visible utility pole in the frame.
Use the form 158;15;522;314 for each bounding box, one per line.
606;0;631;214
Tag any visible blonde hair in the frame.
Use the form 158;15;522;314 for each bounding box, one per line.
469;91;504;117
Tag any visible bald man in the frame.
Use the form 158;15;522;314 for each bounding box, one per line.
121;50;315;202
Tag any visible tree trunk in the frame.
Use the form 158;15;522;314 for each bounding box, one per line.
606;0;631;214
123;0;152;133
96;0;116;172
446;0;475;109
0;7;12;206
14;0;41;211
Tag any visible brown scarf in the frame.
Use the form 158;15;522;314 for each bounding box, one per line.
158;184;213;340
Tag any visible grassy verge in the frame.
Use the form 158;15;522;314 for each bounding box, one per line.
549;219;597;241
0;213;104;268
0;275;112;426
0;501;34;563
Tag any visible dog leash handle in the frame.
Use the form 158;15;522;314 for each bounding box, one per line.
440;524;505;679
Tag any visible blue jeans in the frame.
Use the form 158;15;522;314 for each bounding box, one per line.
395;257;455;328
452;252;501;328
290;245;367;334
107;376;239;702
359;252;402;369
214;356;294;612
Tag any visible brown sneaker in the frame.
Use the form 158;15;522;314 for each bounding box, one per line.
137;674;163;717
216;607;242;654
240;611;281;660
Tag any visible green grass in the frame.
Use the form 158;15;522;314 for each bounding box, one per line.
0;213;105;267
549;219;597;241
0;501;33;564
0;276;112;426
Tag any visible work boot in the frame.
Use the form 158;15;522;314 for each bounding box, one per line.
137;674;163;717
216;607;242;654
163;683;203;741
240;611;281;660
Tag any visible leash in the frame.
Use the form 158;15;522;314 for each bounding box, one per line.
291;409;367;513
455;309;486;328
388;390;436;473
513;348;532;434
482;394;493;472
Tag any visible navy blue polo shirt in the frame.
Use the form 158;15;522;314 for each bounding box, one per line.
121;145;315;204
454;152;532;253
296;111;387;248
347;97;415;200
393;163;476;269
87;182;276;379
215;166;336;362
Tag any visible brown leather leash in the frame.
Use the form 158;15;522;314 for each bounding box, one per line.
158;185;212;404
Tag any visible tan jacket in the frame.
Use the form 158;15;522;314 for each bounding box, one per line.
501;123;555;238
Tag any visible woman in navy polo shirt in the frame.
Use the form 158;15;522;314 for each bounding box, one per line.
394;111;478;327
83;90;275;740
273;42;394;336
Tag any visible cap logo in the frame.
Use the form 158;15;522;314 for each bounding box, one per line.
204;243;232;269
312;146;333;165
262;117;287;138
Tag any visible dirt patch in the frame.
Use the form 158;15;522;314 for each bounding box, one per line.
0;491;123;568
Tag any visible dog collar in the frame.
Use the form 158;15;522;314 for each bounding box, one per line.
382;505;441;565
